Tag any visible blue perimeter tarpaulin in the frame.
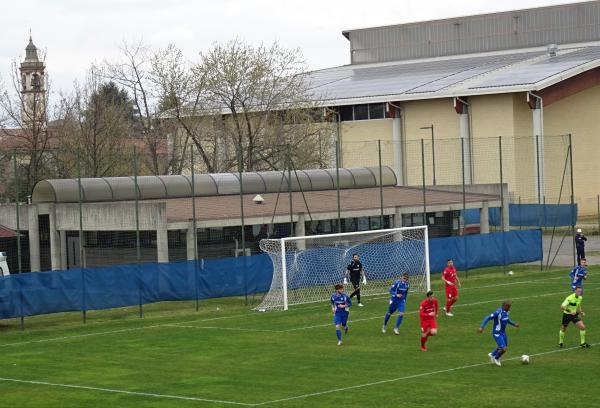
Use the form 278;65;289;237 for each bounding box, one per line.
464;204;577;227
0;230;541;320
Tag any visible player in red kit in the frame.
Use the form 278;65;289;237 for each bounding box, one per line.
442;258;461;317
419;290;438;351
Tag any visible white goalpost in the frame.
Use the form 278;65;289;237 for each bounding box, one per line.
257;225;430;311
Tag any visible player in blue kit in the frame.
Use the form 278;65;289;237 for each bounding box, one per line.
382;272;410;335
569;258;588;292
478;300;520;366
331;284;352;346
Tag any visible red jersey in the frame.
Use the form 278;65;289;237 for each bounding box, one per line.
442;266;458;286
419;298;438;320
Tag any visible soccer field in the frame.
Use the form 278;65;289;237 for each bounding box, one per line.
0;266;598;408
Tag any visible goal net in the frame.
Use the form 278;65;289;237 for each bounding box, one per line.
256;226;430;311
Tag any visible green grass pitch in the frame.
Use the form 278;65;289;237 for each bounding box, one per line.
0;266;598;407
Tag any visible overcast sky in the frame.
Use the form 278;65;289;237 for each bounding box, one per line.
0;0;588;93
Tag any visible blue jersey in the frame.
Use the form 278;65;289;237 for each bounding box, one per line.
389;280;409;302
570;266;587;286
481;308;516;334
331;293;351;314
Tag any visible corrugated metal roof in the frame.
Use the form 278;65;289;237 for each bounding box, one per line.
343;1;600;64
307;44;600;104
31;167;397;203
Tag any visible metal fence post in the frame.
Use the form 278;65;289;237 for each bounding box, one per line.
76;149;86;324
499;136;506;273
378;140;384;227
13;150;24;330
335;140;341;233
518;196;522;230
191;147;199;312
237;145;246;256
431;125;436;186
568;134;576;266
237;145;248;305
597;194;599;236
421;139;427;225
287;144;294;236
461;137;469;278
133;146;143;318
12;151;22;274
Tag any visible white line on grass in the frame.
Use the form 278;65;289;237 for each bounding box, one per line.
0;325;163;348
0;377;255;406
165;324;280;333
2;342;593;407
255;342;599;406
281;286;598;332
0;273;580;347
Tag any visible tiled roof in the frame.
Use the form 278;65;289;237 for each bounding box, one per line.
163;186;497;223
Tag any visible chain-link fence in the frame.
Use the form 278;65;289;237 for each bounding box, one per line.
0;135;582;272
0;133;590;327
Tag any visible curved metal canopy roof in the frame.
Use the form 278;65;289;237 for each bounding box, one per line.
32;167;397;203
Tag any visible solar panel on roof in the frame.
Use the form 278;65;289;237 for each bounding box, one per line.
306;46;600;101
470;47;600;89
407;52;543;93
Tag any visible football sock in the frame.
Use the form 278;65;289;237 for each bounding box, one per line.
421;336;427;347
559;330;565;343
384;313;391;326
491;348;498;358
336;329;342;341
395;315;403;329
580;330;586;344
356;291;361;303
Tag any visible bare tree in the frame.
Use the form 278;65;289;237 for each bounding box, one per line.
193;39;331;172
104;40;184;175
149;44;206;173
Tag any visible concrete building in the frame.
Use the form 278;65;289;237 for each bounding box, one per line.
307;1;600;215
0;167;502;272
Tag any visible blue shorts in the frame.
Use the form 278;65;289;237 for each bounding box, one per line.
387;299;406;314
493;332;508;348
334;312;349;326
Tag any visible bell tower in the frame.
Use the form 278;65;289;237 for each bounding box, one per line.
19;35;46;128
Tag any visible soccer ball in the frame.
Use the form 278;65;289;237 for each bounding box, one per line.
521;355;530;365
508;271;514;276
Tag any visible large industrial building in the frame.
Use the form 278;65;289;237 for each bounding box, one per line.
1;2;595;273
308;1;600;215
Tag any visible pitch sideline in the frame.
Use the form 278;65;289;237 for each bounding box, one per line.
0;342;594;407
255;342;599;406
0;272;579;347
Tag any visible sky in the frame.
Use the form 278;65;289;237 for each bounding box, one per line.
0;0;589;94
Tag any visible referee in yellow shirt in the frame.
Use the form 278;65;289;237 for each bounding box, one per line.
559;286;590;348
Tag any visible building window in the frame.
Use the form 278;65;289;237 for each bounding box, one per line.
339;105;353;121
369;103;385;119
335;103;387;122
353;104;369;120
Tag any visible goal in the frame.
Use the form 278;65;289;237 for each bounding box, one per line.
256;226;430;311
